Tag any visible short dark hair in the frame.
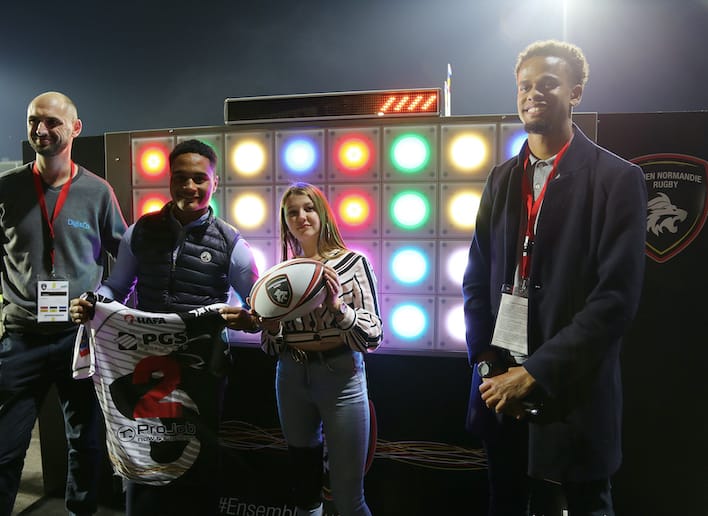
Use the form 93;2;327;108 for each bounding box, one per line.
515;40;589;87
169;139;217;170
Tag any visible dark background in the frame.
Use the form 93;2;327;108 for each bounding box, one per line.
2;0;707;161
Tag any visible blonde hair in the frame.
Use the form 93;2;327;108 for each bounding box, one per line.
278;182;347;261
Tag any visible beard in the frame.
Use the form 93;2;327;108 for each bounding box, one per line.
523;119;552;135
29;138;66;157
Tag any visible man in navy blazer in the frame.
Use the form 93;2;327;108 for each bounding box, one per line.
462;40;647;516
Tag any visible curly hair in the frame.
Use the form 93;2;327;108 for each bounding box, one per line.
515;40;589;87
169;139;217;170
278;182;347;261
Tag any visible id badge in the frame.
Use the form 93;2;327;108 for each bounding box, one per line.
37;279;70;322
490;288;529;355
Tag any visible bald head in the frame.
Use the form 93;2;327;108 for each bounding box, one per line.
28;91;78;121
27;91;82;158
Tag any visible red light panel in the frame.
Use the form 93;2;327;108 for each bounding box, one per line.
328;128;379;182
328;184;380;238
336;136;372;173
131;137;173;187
133;189;170;220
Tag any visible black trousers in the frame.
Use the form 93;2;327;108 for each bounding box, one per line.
484;415;615;516
124;374;227;516
0;330;101;516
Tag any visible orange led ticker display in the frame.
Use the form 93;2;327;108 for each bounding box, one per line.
225;88;440;124
377;93;438;115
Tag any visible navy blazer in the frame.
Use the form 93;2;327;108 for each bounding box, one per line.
462;126;647;482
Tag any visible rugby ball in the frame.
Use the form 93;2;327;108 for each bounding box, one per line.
250;258;327;322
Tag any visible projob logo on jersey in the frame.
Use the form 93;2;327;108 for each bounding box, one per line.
116;422;197;442
633;153;708;263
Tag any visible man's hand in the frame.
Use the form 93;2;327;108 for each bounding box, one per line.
70;298;93;324
479;366;536;418
219;306;260;332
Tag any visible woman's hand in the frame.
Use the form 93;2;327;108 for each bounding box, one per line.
259;318;281;335
322;264;342;313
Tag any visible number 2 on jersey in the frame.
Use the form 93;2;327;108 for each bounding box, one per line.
132;355;182;418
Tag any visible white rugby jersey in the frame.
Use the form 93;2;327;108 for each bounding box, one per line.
72;294;228;485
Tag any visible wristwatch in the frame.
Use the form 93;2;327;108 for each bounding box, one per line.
477;360;494;378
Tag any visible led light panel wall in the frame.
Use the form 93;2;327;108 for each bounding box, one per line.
224;185;275;238
383;126;438;180
327;183;380;238
437;240;469;296
436;297;467;351
327;128;379;182
224;131;272;184
275;129;325;183
441;124;496;180
501;122;527;161
132;188;171;218
439;184;483;238
131;136;173;187
381;295;436;352
106;112;598;356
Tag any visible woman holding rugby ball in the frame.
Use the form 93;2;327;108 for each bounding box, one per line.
259;182;382;516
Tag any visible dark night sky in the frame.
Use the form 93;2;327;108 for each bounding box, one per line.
1;0;707;161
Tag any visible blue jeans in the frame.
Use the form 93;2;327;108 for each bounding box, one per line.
0;330;101;516
276;349;371;516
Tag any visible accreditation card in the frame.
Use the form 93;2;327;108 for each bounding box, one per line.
490;292;529;356
37;280;70;322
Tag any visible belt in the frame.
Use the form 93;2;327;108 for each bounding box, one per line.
282;328;341;344
288;345;351;363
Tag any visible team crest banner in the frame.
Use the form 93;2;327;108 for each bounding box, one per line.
633;153;708;263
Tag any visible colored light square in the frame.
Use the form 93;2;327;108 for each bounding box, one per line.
440;124;497;180
224;131;273;184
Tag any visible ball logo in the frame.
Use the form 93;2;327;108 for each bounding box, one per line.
200;251;212;263
265;275;292;308
633;153;708;263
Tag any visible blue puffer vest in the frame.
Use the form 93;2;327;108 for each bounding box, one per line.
131;203;240;313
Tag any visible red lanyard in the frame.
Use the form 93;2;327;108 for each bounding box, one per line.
519;140;571;286
32;161;76;273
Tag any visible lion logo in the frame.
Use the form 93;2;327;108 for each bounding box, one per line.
265;275;292;308
646;192;687;236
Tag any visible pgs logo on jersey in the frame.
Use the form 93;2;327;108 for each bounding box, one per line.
633;153;708;263
117;331;188;351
